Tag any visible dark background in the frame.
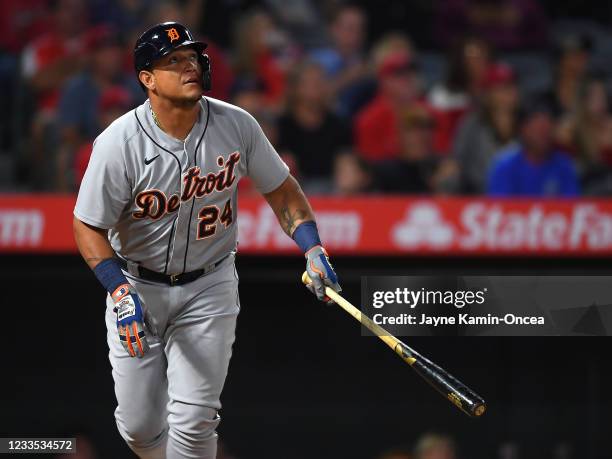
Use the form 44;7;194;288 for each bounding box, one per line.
1;255;610;459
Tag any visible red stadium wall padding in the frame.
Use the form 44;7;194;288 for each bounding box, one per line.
1;194;611;256
0;194;77;253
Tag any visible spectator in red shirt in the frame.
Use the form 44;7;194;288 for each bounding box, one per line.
354;51;423;161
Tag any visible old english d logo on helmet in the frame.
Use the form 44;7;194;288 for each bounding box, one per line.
166;28;180;42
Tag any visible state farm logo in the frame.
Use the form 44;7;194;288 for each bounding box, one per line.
392;201;612;252
238;204;362;249
392;203;454;249
0;210;44;247
459;202;612;250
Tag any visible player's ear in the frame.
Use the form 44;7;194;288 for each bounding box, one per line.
139;70;155;91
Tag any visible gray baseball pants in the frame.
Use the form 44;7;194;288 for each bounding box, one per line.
104;254;240;459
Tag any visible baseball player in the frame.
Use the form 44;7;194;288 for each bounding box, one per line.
73;22;341;459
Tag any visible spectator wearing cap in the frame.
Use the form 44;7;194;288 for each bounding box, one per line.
452;62;520;193
370;32;415;73
373;105;456;194
74;86;133;187
427;36;492;153
309;4;371;119
487;98;579;196
354;51;424;161
55;24;143;191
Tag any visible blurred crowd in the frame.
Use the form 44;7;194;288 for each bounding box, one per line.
3;0;612;196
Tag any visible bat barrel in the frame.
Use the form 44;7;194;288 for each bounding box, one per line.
409;350;486;418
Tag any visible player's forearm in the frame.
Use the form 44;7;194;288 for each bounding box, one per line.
264;175;316;237
73;217;115;270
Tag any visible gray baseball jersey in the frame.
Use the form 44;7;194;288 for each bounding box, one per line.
74;97;289;273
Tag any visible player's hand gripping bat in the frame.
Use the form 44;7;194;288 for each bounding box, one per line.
302;272;486;418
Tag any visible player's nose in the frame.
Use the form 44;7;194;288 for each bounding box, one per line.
183;61;200;78
185;56;199;70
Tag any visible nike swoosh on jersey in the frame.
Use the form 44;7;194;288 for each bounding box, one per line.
144;155;160;165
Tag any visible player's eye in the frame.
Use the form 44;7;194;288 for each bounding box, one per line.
188;54;198;63
169;56;178;64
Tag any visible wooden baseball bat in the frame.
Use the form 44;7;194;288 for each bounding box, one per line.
302;272;486;418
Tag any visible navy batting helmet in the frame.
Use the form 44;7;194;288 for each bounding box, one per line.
134;22;211;91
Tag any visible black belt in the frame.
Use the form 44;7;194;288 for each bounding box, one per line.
118;255;229;286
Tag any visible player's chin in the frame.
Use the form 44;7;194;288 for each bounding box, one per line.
182;82;203;99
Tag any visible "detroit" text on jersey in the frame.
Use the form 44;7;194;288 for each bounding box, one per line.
132;151;241;220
